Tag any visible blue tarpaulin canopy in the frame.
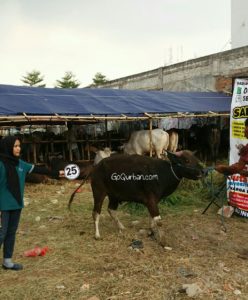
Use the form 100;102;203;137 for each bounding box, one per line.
0;84;231;124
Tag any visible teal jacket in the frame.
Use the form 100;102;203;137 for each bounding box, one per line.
0;159;33;210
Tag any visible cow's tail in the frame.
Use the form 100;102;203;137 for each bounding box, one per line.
68;166;93;210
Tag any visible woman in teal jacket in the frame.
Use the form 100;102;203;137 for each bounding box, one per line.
0;136;64;271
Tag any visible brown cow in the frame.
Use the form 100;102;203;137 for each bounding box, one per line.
90;151;204;241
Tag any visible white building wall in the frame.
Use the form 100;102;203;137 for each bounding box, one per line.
97;46;248;93
231;0;248;48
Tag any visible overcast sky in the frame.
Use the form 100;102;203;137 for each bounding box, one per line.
0;0;231;88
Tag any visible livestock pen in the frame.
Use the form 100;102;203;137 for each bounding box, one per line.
0;84;231;164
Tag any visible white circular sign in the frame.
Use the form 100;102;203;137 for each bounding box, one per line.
64;164;80;180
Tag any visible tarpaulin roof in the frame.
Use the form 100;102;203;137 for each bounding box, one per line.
0;84;232;115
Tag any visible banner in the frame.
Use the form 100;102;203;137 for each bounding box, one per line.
228;78;248;217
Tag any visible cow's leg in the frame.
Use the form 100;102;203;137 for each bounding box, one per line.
149;215;162;229
156;152;162;159
107;196;125;231
92;185;106;240
146;196;166;246
149;214;166;246
145;196;161;228
154;147;162;159
92;211;101;240
155;146;166;159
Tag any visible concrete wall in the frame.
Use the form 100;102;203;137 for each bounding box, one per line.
97;46;248;93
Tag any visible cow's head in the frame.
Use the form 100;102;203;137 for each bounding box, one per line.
167;150;204;180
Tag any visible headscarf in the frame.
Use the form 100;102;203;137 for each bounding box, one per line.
0;136;21;205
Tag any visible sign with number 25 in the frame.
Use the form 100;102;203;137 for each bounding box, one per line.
64;164;80;180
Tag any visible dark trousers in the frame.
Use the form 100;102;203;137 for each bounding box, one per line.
0;209;22;259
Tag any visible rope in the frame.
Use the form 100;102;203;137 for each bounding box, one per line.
170;164;181;181
202;167;230;232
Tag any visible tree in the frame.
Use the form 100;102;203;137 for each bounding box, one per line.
21;70;46;87
92;72;108;86
55;71;80;88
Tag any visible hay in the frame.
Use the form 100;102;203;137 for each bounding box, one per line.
1;179;248;299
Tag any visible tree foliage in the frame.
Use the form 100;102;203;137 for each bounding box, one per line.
55;71;80;88
92;72;108;86
21;70;46;87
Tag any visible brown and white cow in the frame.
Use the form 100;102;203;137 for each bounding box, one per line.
123;128;169;158
89;151;204;241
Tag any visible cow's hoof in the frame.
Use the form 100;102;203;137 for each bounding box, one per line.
158;233;167;247
156;221;163;227
118;224;125;230
118;226;126;232
151;227;166;247
118;230;123;235
94;235;101;240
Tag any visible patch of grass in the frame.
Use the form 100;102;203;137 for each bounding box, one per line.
121;202;147;216
2;177;248;300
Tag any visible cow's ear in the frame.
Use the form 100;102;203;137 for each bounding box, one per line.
166;151;174;160
166;151;180;162
173;151;183;157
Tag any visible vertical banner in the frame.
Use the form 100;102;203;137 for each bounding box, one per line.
228;78;248;217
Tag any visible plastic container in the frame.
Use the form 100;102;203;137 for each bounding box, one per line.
24;246;49;257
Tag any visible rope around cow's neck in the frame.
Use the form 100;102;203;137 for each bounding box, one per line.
170;164;181;181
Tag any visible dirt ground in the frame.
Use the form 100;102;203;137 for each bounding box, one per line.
0;179;248;300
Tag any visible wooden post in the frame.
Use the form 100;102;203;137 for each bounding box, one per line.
51;141;54;154
67;129;73;161
86;142;90;160
33;142;37;164
69;142;73;161
62;144;66;160
27;144;30;162
149;118;153;157
104;117;110;147
45;143;49;162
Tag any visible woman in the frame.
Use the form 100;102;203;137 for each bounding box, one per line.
0;136;64;271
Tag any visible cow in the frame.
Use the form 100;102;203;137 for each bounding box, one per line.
89;151;204;242
167;129;179;152
25;173;49;184
194;125;221;164
93;147;112;165
205;125;221;164
178;125;221;164
123;128;169;158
